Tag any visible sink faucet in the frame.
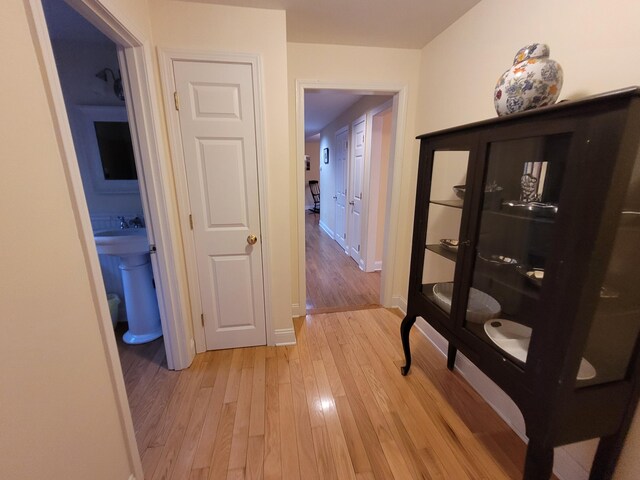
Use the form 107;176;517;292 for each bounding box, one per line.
129;216;144;228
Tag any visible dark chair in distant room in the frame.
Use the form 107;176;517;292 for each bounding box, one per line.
309;180;320;213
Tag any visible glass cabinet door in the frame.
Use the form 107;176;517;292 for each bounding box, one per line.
461;134;571;369
579;155;640;387
421;151;470;319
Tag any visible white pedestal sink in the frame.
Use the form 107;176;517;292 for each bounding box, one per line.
94;228;162;344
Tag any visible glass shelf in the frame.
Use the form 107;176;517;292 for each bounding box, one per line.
425;244;457;262
430;199;463;209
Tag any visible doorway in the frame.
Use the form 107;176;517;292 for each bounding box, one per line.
32;0;192;373
43;0;164;349
301;89;397;314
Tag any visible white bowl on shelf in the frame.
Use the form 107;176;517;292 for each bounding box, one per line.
432;283;501;324
483;319;597;380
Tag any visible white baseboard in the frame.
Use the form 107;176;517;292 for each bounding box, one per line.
391;295;407;313
274;327;296;346
318;220;334;238
374;260;383;271
393;295;590;479
291;303;306;317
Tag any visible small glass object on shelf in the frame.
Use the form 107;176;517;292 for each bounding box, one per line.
439;239;459;252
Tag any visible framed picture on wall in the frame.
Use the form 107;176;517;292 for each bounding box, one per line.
323;147;329;164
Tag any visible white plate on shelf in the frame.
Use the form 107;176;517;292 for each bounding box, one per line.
432;283;501;324
483;319;596;380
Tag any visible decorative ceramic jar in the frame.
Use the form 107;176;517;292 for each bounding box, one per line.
494;43;563;116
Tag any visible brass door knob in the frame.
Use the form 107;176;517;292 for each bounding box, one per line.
247;234;258;245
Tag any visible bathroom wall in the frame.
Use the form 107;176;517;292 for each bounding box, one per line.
50;38;144;219
49;36;145;321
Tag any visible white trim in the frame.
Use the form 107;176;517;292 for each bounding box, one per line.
296;81;409;314
117;45;194;370
274;328;297;346
291;303;306;317
392;295;408;314
158;49;274;349
318;219;334;239
362;99;393;272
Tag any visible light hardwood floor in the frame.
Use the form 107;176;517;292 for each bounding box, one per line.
305;213;381;313
117;308;533;479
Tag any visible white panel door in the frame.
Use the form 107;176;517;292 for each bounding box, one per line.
334;127;348;250
173;59;266;350
349;117;365;266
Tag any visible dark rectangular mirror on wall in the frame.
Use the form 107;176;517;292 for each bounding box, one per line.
94;121;137;180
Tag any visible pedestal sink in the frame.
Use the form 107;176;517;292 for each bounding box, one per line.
94;228;162;344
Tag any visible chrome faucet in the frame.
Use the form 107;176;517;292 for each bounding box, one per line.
118;216;144;229
129;216;144;228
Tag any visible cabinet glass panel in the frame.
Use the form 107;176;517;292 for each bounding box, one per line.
462;135;570;367
422;151;469;310
578;158;640;387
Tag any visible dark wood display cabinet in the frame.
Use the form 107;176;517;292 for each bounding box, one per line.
400;87;640;479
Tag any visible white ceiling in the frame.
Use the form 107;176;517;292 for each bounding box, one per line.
190;0;480;49
304;92;363;138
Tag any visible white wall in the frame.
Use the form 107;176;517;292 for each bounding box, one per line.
0;1;142;478
148;0;292;332
288;42;422;306
415;0;640;478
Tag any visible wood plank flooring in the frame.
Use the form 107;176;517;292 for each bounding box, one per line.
117;308;533;479
305;213;381;313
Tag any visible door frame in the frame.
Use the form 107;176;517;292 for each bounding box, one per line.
29;0;193;372
159;49;273;352
26;0;196;477
295;80;409;316
361;98;394;272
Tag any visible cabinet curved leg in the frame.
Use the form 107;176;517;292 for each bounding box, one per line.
400;315;416;376
523;440;554;480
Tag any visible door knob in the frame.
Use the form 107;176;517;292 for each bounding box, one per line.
247;234;258;245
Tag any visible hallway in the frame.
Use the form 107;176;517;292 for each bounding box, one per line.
305;213;381;313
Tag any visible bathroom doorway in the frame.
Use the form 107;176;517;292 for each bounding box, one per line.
43;0;164;351
33;0;193;373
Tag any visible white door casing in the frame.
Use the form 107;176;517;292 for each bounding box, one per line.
334;126;349;251
349;116;366;267
172;59;267;350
